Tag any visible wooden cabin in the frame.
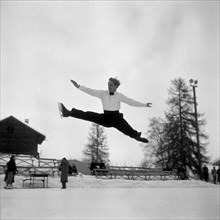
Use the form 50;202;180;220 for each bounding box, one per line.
0;116;46;157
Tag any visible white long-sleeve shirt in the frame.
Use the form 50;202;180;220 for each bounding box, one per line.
79;85;147;111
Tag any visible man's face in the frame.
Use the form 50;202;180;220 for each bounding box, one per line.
108;80;118;93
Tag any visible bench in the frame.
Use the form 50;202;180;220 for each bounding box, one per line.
22;177;46;187
22;173;49;188
94;168;109;177
94;166;177;180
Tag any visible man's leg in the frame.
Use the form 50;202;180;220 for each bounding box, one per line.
214;176;216;184
113;114;148;143
70;108;105;125
6;172;13;188
59;103;108;127
61;182;66;189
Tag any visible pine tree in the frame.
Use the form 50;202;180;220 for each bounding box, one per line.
145;78;209;176
82;123;109;164
144;117;169;168
164;78;209;174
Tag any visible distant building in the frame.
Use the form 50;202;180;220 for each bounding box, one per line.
0;116;46;157
68;159;90;175
212;157;220;166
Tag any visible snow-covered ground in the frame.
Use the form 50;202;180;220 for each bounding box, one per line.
1;174;219;219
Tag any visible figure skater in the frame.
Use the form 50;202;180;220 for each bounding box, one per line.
58;77;152;143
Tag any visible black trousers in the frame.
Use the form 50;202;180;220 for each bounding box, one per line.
70;108;140;139
61;182;66;188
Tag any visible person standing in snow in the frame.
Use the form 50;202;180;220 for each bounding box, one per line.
202;165;209;182
58;77;152;143
211;166;217;184
59;158;69;189
216;166;220;184
4;155;17;189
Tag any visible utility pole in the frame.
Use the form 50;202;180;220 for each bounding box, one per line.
189;79;201;179
178;87;185;166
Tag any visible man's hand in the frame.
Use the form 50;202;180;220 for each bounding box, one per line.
70;80;80;88
146;103;152;107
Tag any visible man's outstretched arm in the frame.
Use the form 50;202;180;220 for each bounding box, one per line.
120;93;152;108
70;79;102;98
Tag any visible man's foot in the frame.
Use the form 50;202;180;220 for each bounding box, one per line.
137;137;149;143
135;133;149;143
58;103;71;118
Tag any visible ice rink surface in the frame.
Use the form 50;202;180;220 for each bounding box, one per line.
1;175;219;219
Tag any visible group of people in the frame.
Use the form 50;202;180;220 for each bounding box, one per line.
203;165;220;184
3;156;77;189
90;161;106;175
177;164;189;180
3;155;220;188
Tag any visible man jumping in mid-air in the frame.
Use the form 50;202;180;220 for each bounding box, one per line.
58;77;152;143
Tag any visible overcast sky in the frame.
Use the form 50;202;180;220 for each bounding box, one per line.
1;1;219;165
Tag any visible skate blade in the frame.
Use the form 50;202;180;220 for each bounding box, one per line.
58;103;63;118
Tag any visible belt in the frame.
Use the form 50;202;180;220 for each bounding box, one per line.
104;110;120;115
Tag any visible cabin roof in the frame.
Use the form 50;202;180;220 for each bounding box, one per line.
0;115;46;144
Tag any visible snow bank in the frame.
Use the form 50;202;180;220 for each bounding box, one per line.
1;174;218;189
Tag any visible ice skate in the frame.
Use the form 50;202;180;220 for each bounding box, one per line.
58;103;70;118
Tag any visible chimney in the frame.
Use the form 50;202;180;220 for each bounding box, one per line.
25;119;29;124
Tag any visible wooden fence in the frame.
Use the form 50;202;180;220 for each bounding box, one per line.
0;154;60;177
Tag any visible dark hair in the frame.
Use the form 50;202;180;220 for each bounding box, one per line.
109;77;120;87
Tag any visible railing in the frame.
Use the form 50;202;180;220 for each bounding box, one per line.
0;153;60;177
